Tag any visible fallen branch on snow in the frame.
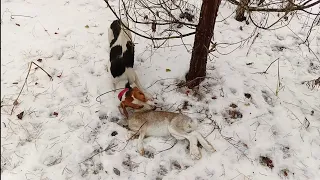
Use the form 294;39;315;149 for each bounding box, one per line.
10;62;53;115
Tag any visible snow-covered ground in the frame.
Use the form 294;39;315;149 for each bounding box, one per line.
1;0;320;179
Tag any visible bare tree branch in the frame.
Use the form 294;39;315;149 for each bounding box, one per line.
103;0;196;41
226;0;320;12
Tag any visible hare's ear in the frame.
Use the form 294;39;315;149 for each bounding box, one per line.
121;101;129;119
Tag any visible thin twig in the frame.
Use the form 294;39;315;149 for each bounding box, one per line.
96;88;124;103
165;76;215;92
118;121;148;152
253;58;279;74
154;139;178;155
11;14;35;18
204;112;253;163
10;62;52;115
284;21;320;63
146;78;178;89
79;142;118;164
275;57;281;96
31;62;53;80
246;32;259;56
227;0;320;12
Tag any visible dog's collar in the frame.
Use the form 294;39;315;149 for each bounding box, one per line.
118;88;129;101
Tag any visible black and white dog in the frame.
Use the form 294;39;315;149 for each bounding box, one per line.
108;19;152;100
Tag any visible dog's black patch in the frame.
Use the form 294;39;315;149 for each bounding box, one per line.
109;20;135;81
110;42;135;78
110;57;126;78
121;41;134;68
110;20;121;47
110;44;135;78
110;45;122;62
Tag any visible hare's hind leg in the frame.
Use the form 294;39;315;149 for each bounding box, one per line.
191;131;216;152
168;118;201;160
137;126;147;156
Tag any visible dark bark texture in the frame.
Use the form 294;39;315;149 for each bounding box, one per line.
186;0;221;89
235;0;249;22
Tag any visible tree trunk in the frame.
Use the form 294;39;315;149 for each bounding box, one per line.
235;0;249;22
186;0;221;89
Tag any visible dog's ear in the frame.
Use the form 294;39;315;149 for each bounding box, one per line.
120;101;129;119
131;87;147;102
121;97;144;115
123;98;144;109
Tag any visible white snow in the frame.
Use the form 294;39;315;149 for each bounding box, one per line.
1;0;320;180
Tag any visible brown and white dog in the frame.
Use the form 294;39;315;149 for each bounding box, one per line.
118;84;156;119
120;96;216;160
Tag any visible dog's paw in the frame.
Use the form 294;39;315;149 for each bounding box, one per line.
144;93;154;101
207;145;216;153
190;148;201;160
139;148;145;156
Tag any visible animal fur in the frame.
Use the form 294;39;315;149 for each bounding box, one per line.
126;110;216;160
